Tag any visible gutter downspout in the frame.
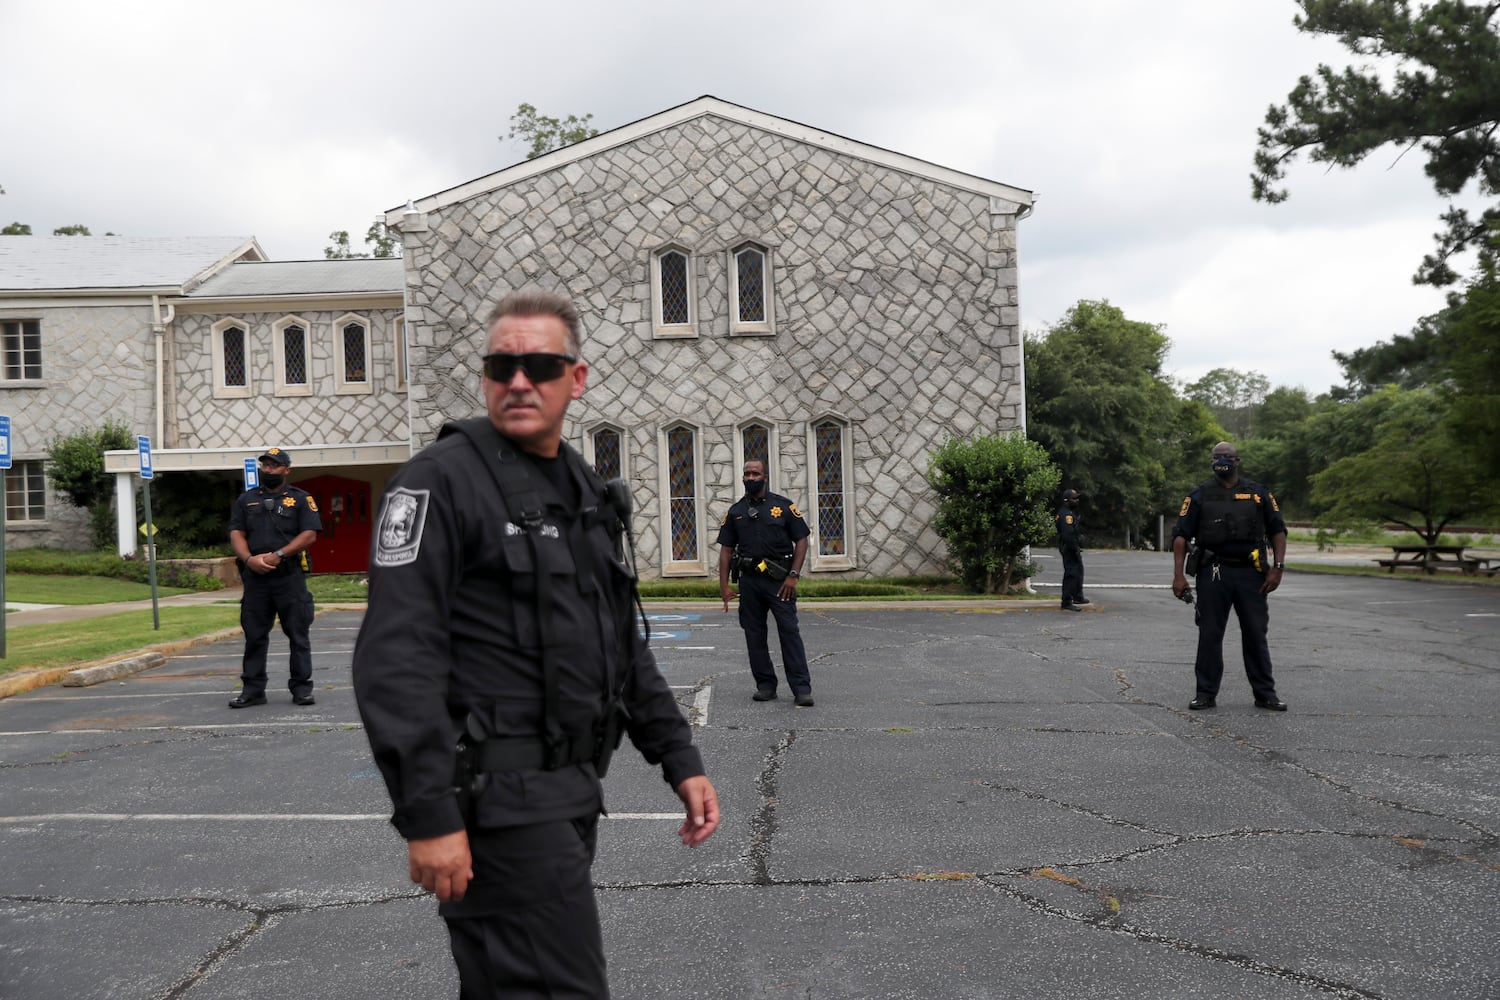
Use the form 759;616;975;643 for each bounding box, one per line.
1014;199;1037;594
150;295;175;445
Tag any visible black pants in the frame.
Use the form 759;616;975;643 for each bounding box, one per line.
239;568;314;697
1059;545;1084;604
442;817;605;999
737;570;811;694
1193;562;1277;700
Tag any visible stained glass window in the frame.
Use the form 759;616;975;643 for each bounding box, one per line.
343;322;367;382
815;420;846;556
283;325;307;385
736;246;765;323
742;424;769;470
593;427;622;481
667;426;698;561
659;250;689;325
223;326;247;387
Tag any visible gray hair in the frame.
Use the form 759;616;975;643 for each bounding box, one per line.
484;288;583;356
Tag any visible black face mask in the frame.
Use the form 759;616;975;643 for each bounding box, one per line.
743;479;766;497
1211;456;1235;480
260;472;285;490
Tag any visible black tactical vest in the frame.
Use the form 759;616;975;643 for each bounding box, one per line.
1195;483;1263;550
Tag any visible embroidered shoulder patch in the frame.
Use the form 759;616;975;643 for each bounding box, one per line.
306;496;319;512
1179;497;1191;517
375;488;430;567
789;502;803;519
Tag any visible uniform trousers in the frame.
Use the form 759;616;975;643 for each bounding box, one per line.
1059;545;1084;605
239;568;314;697
1193;561;1277;700
737;571;811;694
441;816;605;999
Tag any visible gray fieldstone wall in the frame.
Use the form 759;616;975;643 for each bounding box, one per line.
400;114;1024;578
0;302;159;549
169;307;408;451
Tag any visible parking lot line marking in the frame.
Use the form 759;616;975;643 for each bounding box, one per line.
0;812;680;823
0;722;367;736
692;686;711;727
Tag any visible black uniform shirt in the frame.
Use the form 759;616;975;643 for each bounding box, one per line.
353;431;704;841
1172;477;1286;558
1055;504;1081;550
229;485;322;555
715;490;809;559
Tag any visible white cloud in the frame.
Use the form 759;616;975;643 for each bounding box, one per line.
2;0;1484;394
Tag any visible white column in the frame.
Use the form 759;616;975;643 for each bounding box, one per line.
115;472;137;558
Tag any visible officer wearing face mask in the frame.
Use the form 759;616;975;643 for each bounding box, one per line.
1171;441;1288;712
717;460;814;706
1056;488;1089;611
227;448;322;708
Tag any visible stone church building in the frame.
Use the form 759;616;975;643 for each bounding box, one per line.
1;96;1033;579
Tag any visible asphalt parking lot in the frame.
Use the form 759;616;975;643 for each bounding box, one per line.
1;551;1497;999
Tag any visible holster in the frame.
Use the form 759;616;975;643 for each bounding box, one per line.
593;698;632;779
1185;545;1200;576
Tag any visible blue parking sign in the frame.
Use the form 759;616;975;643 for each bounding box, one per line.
0;415;10;470
137;435;153;480
243;457;259;490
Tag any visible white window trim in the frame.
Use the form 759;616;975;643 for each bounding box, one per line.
733;419;779;488
657;422;706;576
393;316;408;392
5;459;49;523
0;317;44;383
210;317;252;399
729;241;775;337
270;315;314;397
334;312;373;396
806;415;856;572
651;245;697;340
584;421;629;483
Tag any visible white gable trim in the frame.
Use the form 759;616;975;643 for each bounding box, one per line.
388;96;1034;223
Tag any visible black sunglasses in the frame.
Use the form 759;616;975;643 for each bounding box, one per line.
481;352;577;384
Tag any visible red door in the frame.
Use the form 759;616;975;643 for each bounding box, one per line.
299;474;373;574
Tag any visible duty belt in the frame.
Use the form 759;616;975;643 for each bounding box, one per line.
472;733;596;772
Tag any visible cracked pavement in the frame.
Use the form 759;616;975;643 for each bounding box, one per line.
0;550;1495;998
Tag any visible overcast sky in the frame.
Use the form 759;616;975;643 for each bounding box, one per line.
2;0;1481;395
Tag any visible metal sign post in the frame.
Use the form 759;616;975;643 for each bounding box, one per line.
138;435;160;630
0;414;10;659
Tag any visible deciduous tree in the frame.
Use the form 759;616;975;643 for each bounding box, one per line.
1310;385;1490;541
1026;300;1187;543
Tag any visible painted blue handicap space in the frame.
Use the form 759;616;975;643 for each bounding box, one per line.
642;612;702;642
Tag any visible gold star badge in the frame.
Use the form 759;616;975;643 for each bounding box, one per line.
771;506;783;518
282;496;297;508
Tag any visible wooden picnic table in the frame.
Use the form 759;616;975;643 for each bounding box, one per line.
1373;544;1490;575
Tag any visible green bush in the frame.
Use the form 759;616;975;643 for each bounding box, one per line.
4;547;222;591
927;433;1060;594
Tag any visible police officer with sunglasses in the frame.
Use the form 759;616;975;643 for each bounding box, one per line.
354;288;719;997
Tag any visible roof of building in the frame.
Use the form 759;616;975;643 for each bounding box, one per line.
186;258;405;299
393;95;1035;221
0;235;265;292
